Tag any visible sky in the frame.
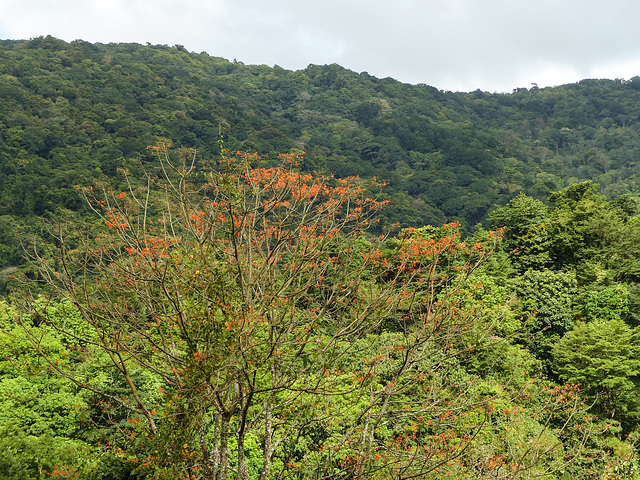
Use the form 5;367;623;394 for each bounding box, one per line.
2;0;640;93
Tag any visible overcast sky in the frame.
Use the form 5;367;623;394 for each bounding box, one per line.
1;0;640;93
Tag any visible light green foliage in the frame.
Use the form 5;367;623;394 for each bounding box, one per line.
583;284;630;322
490;185;637;283
552;319;640;429
0;424;95;480
467;271;520;336
0;301;97;479
0;301;169;479
464;228;521;336
487;182;640;468
489;193;549;242
0;376;84;436
489;194;552;272
0;303;88;436
604;215;640;283
515;269;577;334
468;336;543;384
545;182;619;269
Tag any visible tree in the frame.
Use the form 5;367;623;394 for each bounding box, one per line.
552;319;640;431
0;301;99;479
21;146;594;479
489;194;551;272
582;284;630;323
515;268;577;335
544;181;627;271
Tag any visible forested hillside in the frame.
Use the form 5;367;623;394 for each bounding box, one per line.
3;36;640;479
2;37;640;252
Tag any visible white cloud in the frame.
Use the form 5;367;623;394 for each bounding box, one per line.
0;0;228;47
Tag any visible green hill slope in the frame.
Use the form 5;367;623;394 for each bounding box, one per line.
1;36;640;270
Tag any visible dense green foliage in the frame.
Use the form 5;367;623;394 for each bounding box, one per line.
1;164;638;478
3;36;640;478
491;183;640;429
3;36;640;272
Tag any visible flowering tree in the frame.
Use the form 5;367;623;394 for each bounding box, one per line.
23;146;594;479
